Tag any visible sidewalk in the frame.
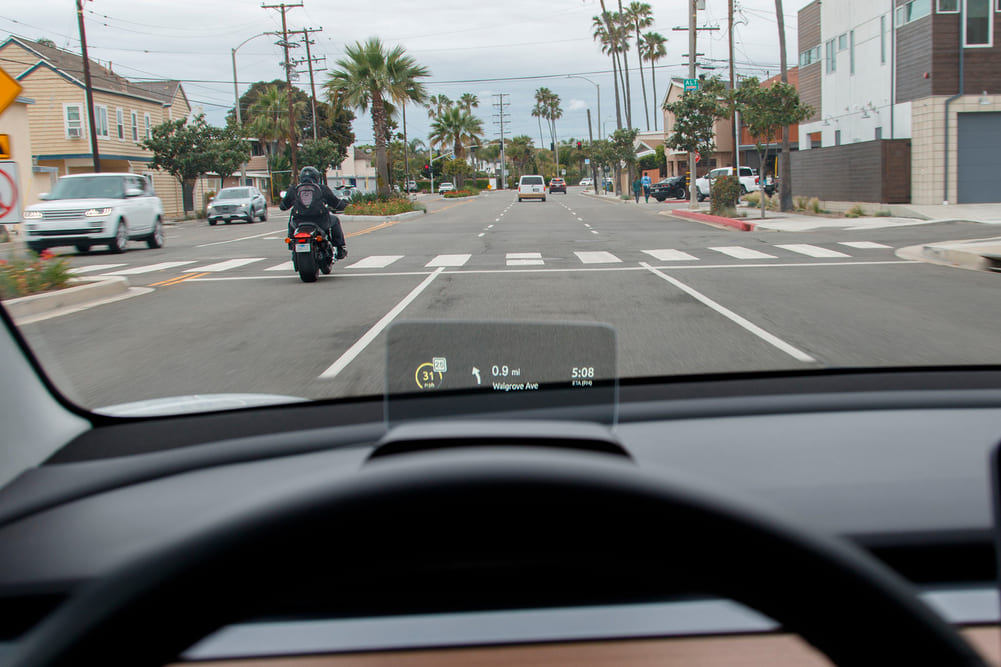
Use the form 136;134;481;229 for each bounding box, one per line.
899;237;1001;273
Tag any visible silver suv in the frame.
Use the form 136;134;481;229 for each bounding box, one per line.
206;187;268;225
22;173;164;254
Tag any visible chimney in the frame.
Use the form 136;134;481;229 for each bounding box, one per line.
109;61;113;73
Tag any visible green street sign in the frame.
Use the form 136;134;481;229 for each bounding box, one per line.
684;78;699;93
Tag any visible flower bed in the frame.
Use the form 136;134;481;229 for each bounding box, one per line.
0;250;75;299
443;189;477;199
343;198;418;216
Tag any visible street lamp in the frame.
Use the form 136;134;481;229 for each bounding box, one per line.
232;32;275;186
567;75;600;141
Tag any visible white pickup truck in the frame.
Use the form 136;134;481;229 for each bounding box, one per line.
695;167;760;202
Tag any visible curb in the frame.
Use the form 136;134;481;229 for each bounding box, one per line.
3;277;130;319
338;210;425;224
580;192;632;204
671;209;758;232
896;237;1001;273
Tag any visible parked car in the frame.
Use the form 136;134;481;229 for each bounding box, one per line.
21;173;164;254
334;186;360;200
548;177;567;194
206;187;268;225
438;182;456;195
578;177;593;187
405;180;418;192
649;176;689;201
517;175;546;202
695;167;760;202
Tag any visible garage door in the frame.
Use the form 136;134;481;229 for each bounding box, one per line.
957;111;1001;204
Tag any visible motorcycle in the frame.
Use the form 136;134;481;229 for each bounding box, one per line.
282;192;349;283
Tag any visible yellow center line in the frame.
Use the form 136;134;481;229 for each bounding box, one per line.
347;219;403;238
433;199;476;214
150;272;209;287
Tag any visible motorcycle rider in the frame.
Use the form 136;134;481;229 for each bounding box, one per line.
279;166;348;259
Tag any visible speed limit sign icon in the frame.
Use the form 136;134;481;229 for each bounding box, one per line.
0;161;20;225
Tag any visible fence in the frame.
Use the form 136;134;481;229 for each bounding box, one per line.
789;139;911;203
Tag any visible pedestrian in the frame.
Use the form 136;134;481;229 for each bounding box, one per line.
632;176;643;203
641;172;652;203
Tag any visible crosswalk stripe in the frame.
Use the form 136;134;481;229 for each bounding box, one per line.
839;241;891;249
265;261;293;271
575;251;622;264
69;264;126;274
345;255;404;269
426;254;471;267
708;247;777;260
643;249;698;262
507;252;544;266
185;258;266;272
100;261;197;275
775;244;851;258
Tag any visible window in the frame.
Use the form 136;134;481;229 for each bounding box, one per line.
938;0;959;10
897;0;931;26
131;111;138;141
881;15;887;63
838;33;849;51
116;108;124;140
875;127;883;140
835;130;842;146
826;39;837;73
850;30;856;74
64;103;83;139
965;0;993;46
144;113;152;139
95;105;109;138
799;45;822;66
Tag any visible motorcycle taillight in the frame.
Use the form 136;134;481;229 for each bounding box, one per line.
294;232;311;239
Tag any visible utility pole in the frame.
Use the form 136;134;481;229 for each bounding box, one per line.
688;0;698;208
76;0;100;172
262;2;303;181
729;0;738;170
289;27;323;141
587;108;599;195
493;93;510;189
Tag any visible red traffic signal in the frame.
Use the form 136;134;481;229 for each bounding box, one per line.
576;141;582;150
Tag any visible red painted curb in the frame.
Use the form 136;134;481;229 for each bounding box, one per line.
671;209;757;232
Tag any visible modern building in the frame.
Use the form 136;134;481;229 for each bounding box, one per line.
795;0;1001;204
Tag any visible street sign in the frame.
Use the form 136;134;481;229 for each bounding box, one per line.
0;135;9;160
561;169;566;175
584;158;590;165
0;161;22;226
695;151;702;163
684;78;699;93
0;67;22;115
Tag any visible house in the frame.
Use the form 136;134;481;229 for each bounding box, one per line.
326;145;377;193
794;0;1001;204
0;36;208;215
660;78;736;180
736;68;802;178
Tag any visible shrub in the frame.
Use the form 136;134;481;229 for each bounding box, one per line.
809;197;822;214
716;206;744;219
744;192;762;207
794;196;810;211
709;175;742;215
343;196;417;216
0;249;74;299
874;210;892;217
443;190;476;198
474;178;490;190
845;204;867;218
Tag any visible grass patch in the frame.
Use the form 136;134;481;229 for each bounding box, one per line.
874;210;892;217
343;197;418;216
0;249;75;299
443;189;477;199
845;204;868;218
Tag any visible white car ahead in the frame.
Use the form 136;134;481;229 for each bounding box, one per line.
22;173;164;254
438;182;456;195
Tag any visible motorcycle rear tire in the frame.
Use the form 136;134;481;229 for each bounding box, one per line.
298;252;318;283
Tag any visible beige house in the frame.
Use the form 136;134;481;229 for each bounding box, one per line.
327;145;377;193
0;36;213;216
661;78;735;180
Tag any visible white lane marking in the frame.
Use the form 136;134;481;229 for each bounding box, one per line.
590;230;600;235
478;233;486;237
487;224;494;229
426;253;471;267
575;251;622;264
69;264;126;274
196;231;274;248
495;218;501;222
709;246;777;260
318;268;445;380
507;252;544;266
641;263;817;363
346;255;404;269
775;244;851;258
839;241;891;249
262;236;282;240
584;223;591;228
265;261;293;271
101;261;196;275
643;249;699;262
184;258;266;272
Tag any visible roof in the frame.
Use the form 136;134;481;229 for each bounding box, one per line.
3;36;182;106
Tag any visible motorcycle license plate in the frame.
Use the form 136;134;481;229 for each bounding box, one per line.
295;243;311;253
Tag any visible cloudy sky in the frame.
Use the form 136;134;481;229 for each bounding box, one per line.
3;0;813;146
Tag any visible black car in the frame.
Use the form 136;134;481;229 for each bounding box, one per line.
649;176;688;201
548;178;567;194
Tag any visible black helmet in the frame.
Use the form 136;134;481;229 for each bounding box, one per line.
299;166;321;184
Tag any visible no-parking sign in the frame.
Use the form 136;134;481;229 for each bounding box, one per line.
0;161;20;225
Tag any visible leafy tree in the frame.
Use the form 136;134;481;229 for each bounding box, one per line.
325;38;429;196
204;124;251;186
504;136;535;182
609;127;638;194
142;114;217;213
733;77;812;218
429;107;483;188
298;137;349;183
664;77;729;199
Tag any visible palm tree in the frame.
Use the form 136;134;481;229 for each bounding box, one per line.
458;93;479;112
640;32;667;131
626;2;654;131
593;13;623;130
429;107;483;188
247;84;304;158
775;0;792;211
325;38;429;196
426;94;452;120
531;102;546;148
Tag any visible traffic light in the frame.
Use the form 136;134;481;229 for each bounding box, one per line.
423;164;430;177
576;141;582;151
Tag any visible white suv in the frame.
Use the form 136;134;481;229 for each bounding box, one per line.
517;175;546;202
22;173;165;254
695;167;760;202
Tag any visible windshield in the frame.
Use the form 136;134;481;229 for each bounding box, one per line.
45;176;124;200
2;0;1000;422
216;188;251;199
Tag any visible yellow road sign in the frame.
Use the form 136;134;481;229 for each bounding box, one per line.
0;135;9;160
0;67;23;115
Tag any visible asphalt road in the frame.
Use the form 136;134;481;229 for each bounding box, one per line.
11;188;1001;410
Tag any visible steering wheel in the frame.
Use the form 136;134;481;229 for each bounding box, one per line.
7;448;987;666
